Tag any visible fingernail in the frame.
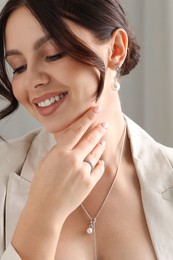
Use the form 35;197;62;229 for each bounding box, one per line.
99;160;105;166
100;140;106;147
101;122;109;129
92;105;101;113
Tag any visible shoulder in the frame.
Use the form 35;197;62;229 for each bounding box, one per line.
125;115;173;193
0;128;43;179
0;127;56;180
125;115;173;166
158;143;173;168
0;127;42;158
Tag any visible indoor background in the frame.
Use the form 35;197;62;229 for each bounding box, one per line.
0;0;173;146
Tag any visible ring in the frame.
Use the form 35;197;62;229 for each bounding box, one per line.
84;158;94;171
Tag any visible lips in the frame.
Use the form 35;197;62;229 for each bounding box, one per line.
32;92;68;116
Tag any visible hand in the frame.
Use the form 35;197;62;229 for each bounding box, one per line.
12;106;107;260
28;106;107;220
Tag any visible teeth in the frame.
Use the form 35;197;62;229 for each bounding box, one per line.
50;97;55;103
37;93;66;108
55;96;60;102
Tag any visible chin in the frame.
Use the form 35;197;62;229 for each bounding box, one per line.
38;106;90;135
42;121;73;135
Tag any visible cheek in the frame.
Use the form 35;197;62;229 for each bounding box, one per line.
56;58;100;95
11;79;26;104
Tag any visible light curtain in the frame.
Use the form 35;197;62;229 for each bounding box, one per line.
122;0;173;146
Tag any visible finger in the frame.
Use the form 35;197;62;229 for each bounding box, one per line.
59;106;101;150
90;160;105;183
75;123;108;160
83;140;106;170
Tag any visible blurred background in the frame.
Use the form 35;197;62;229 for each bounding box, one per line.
0;0;173;146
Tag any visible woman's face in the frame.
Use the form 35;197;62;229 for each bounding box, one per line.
5;7;114;134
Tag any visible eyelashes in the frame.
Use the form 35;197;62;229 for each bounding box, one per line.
12;51;66;75
13;64;27;75
45;51;66;61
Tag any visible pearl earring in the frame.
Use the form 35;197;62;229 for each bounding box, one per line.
114;64;121;91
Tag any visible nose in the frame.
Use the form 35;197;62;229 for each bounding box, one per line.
24;65;50;90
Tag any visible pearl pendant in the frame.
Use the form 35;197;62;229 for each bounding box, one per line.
87;227;93;235
114;79;120;91
86;218;96;235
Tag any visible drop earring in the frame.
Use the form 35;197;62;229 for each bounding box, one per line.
114;64;121;91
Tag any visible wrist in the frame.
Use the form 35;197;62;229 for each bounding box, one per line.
12;199;66;260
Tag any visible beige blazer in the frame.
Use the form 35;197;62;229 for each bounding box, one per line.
0;116;173;259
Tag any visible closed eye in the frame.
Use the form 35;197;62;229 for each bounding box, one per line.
13;64;27;75
11;52;66;74
45;52;66;61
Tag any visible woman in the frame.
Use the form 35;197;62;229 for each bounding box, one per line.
0;0;172;259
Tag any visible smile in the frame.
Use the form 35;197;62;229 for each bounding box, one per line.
37;93;67;108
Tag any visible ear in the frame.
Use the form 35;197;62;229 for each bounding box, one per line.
108;28;128;71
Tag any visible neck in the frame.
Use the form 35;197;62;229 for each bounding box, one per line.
95;94;126;176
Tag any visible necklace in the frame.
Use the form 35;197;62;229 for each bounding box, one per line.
81;123;126;260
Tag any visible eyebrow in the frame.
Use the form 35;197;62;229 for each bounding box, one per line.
5;35;51;58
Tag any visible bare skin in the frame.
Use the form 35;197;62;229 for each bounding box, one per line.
12;110;157;260
12;116;157;260
55;136;157;260
4;6;157;260
12;107;107;259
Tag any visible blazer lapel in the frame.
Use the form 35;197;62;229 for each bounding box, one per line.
5;118;173;258
5;129;56;247
126;116;173;259
5;172;31;247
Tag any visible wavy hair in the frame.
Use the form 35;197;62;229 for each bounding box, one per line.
0;0;140;120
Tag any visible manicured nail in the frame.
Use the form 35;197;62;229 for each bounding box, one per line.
101;122;109;129
100;140;106;147
99;160;105;166
92;105;102;113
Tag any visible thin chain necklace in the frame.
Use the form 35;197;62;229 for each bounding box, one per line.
81;123;126;260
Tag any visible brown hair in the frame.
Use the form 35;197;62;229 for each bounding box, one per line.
0;0;140;120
